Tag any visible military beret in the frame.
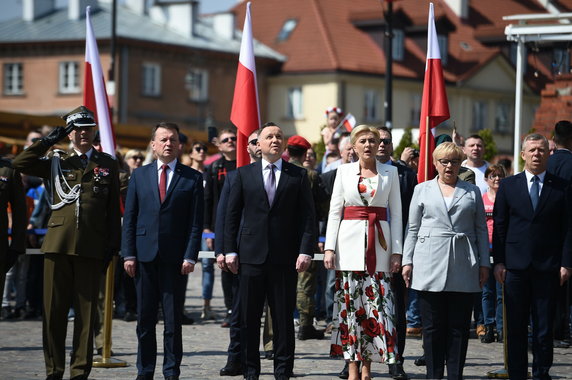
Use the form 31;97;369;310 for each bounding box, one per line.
287;135;311;150
62;106;96;127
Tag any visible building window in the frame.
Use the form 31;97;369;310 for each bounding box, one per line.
392;29;404;61
472;101;488;131
59;61;80;94
495;102;511;133
277;19;298;42
286;87;303;119
142;63;161;97
3;63;23;95
553;48;570;75
437;34;448;65
185;68;208;102
410;94;421;126
364;89;379;122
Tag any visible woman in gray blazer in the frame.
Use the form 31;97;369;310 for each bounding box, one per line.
402;142;489;380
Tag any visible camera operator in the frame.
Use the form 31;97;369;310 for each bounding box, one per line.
13;105;121;380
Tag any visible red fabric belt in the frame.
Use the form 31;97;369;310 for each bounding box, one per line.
343;206;388;276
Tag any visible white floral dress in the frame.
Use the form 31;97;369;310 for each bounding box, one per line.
329;176;398;363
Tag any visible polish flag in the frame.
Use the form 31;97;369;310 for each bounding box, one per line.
230;2;260;168
417;3;450;183
342;113;356;132
84;6;116;156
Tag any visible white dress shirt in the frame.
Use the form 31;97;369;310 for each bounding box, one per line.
524;170;546;195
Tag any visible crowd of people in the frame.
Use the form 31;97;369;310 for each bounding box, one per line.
0;105;571;380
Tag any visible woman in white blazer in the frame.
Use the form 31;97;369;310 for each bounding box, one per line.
324;125;403;380
402;142;489;380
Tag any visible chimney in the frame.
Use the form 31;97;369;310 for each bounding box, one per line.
69;0;99;21
444;0;469;19
213;12;235;41
125;0;148;16
23;0;55;21
150;0;199;38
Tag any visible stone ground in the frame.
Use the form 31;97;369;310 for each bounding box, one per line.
1;263;571;380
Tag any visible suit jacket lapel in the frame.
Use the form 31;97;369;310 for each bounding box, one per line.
272;159;289;209
371;161;389;205
149;163;160;205
429;178;453;227
250;161;268;208
535;172;553;215
516;172;535;215
164;163;183;204
449;180;469;210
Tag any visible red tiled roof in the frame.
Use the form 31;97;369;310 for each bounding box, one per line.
232;0;571;90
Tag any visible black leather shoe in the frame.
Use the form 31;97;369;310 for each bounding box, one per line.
297;325;324;340
135;375;153;380
481;325;495;343
46;375;63;380
338;362;349;379
124;310;137;322
164;376;179;380
220;360;242;376
414;355;426;366
181;314;194;325
244;376;259;380
264;350;274;360
70;376;88;380
388;363;409;380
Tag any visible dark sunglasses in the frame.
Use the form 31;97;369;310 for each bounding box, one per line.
194;146;206;152
380;138;392;145
248;139;258;146
220;136;237;144
131;156;144;160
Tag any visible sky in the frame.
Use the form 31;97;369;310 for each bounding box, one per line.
1;0;240;21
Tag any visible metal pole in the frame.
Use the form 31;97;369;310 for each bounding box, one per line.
513;38;524;173
384;0;393;129
108;0;117;83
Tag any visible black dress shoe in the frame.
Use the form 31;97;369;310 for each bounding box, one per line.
414;355;426;366
338;362;349;379
135;375;153;380
96;347;115;356
264;350;274;360
388;363;409;380
46;375;63;380
297;325;324;340
164;376;179;380
244;376;259;380
181;314;194;325
124;310;137;322
70;376;88;380
220;360;242;376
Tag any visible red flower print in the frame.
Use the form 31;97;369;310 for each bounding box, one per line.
344;293;350;306
339;323;349;344
378;347;385;356
380;283;385;297
335;278;341;290
362;317;381;337
355;307;366;322
349;334;357;345
340;309;347;319
370;190;375;197
344;280;349;290
365;285;375;300
358;183;367;193
372;309;379;318
380;322;386;336
331;344;343;356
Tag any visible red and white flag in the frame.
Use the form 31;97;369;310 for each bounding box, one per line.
84;6;116;156
230;2;260;168
418;2;450;183
333;113;356;139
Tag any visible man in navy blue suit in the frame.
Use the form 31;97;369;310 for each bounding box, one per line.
493;133;572;380
122;122;203;380
224;123;315;380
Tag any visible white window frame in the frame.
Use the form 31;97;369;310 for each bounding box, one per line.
142;62;161;97
58;61;80;94
286;87;303;119
392;29;404;61
3;63;23;95
437;34;448;66
185;68;209;102
495;102;511;133
472;100;488;131
364;89;379;122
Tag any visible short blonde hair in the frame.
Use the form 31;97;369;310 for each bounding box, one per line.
433;142;464;161
125;149;144;160
350;125;380;145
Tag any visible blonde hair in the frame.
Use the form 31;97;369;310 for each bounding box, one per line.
350;125;380;145
433;142;464;161
125;149;144;160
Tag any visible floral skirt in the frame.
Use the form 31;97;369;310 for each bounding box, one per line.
329;270;398;363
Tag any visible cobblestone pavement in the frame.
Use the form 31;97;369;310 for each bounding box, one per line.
1;264;571;379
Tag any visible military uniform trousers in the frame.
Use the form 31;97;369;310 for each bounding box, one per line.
43;253;103;379
296;261;318;326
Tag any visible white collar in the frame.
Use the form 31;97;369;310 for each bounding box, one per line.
524;170;546;183
261;158;283;170
156;158;178;172
73;147;94;159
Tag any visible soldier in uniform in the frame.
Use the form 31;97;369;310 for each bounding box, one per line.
287;135;326;340
0;156;27;306
13;106;121;380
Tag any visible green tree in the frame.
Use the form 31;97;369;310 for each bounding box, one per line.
393;127;419;160
476;128;497;162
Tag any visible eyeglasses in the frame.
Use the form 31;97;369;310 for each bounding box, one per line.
131;156;144;161
437;159;461;166
220;136;237;144
248;139;258;146
194;146;206;152
487;174;503;179
380;138;392;145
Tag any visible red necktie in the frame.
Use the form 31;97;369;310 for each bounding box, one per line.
159;164;168;203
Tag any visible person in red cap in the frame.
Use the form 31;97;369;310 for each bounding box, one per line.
287;135;327;341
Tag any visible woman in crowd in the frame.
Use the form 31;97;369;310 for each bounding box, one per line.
480;164;507;343
324;125;403;380
402;142;489;380
125;149;145;174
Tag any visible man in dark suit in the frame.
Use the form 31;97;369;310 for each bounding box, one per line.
13;106;121;380
224;122;315;380
493;133;572;380
547;120;572;347
122;122;203;380
377;126;416;380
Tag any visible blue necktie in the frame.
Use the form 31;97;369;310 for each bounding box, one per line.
265;164;276;206
530;175;540;210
